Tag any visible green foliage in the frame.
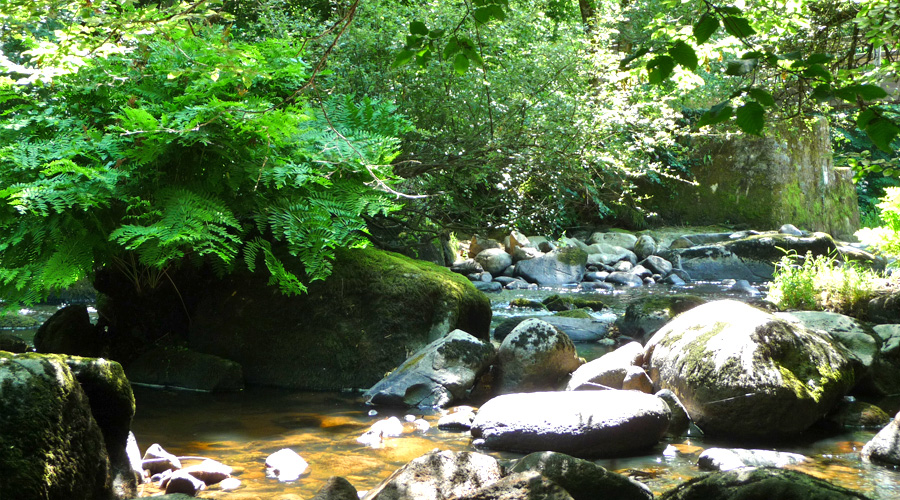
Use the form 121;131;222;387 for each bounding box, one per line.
856;187;900;256
768;251;877;312
0;3;410;307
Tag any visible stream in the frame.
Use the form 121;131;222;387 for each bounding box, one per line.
7;283;900;498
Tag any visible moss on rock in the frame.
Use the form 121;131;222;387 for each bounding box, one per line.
0;353;111;500
187;247;492;390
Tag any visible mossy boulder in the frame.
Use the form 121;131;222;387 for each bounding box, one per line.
497;318;582;393
0;352;112;500
659;467;873;500
643;300;855;441
508;451;652;500
542;294;606;312
618;295;707;343
188;247;492;390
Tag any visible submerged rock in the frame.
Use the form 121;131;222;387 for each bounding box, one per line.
496;319;582;393
643;300;855;441
364;329;495;408
471;390;671;457
618;295;706;343
126;347;243;392
312;476;359;500
659;467;873;500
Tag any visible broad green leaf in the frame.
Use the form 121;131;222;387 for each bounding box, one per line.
735;102;765;135
718;6;742;14
722;16;755;38
443;38;460;59
391;49;416;68
748;88;775;107
838;84;889;101
858;108;878;128
453;53;469;75
409;21;428;36
697;101;734;127
806;53;832;64
725;58;757;76
801;63;832;82
488;4;506;21
668;41;698;71
647;55;676;84
428;29;445;39
866;117;900;153
472;7;491;24
693;14;719;44
812;83;833;101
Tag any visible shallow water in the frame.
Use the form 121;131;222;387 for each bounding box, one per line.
5;286;899;498
128;282;900;499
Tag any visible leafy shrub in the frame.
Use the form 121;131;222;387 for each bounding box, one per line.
0;6;410;308
768;251;877;312
856;187;900;255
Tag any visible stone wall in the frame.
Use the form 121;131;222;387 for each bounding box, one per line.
644;117;860;238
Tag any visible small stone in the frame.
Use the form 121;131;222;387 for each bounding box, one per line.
142;443;182;475
164;470;207;496
265;448;309;482
779;223;804;236
219;477;242;491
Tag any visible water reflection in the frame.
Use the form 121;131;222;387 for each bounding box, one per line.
131;385;900;499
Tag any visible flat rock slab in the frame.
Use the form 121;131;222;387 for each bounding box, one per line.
471;390;670;457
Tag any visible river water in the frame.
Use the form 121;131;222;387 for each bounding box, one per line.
6;284;900;498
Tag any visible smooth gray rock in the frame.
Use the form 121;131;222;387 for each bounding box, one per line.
589;232;638;250
655;389;691;436
475;248;513;276
643;300;855;441
640;255;673;276
473;281;503;292
451;259;484;275
658;467;873;500
471;390;671;457
566;342;644;391
606;271;643;287
362;450;502;500
779;223;804;236
438;406;477;431
634;235;658;260
861;410;900;466
497;319;582;393
365;330;495;408
698;448;808;471
514;247;587;287
508;451;653;500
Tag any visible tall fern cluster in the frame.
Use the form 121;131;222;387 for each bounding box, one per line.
0;18;411;307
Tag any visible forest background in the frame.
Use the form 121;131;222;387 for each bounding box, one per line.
0;0;898;307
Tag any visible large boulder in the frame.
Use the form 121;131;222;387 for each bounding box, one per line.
34;304;101;357
508;451;653;500
496;319;582;393
871;325;900;396
475;248;513;275
362;450;502;500
776;311;879;391
860;410;900;466
364;329;496;407
666;232;840;281
617;295;707;343
566;342;644;391
658;467;873;500
471;390;671;457
64;356;137;498
0;353;112;500
589;232;638;250
184;247;492;390
643;300;855;441
493;315;615;343
126;347;244;392
514;247;587;287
